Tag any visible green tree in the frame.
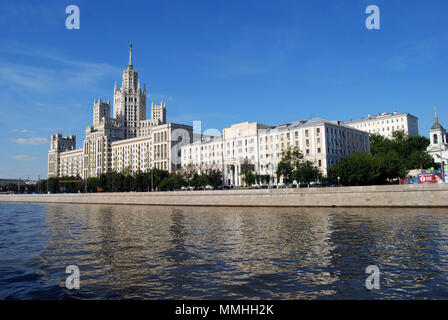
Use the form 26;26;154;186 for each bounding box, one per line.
205;168;222;189
327;152;382;186
47;177;59;193
276;147;304;184
294;160;322;183
134;170;146;192
331;132;436;186
370;131;434;174
37;180;48;193
159;174;184;191
240;160;256;186
145;168;169;191
86;177;99;192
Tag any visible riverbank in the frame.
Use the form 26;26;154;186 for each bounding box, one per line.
1;184;448;207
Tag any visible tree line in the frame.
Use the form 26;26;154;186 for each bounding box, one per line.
26;166;223;194
327;131;435;185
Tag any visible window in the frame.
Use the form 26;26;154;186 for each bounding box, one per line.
434;134;439;144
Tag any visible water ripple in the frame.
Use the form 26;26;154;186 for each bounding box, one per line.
1;203;448;299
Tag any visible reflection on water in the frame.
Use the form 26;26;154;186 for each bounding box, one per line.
1;202;448;299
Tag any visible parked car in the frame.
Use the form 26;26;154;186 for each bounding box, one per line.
324;183;338;188
218;185;233;190
310;182;323;188
269;184;277;189
277;183;286;188
260;184;269;189
298;182;309;188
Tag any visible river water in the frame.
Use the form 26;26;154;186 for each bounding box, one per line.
1;202;448;299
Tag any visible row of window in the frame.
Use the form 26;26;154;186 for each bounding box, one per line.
354;117;405;128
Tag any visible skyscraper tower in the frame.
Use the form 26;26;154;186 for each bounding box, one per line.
113;44;147;138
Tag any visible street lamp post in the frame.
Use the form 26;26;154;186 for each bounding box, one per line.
151;152;160;191
436;151;447;183
441;147;446;183
221;140;225;188
442;161;446;183
146;148;150;192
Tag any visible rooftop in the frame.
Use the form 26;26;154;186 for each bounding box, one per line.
344;111;418;123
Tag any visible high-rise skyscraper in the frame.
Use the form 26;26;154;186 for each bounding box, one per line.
48;45;193;179
113;44;147;139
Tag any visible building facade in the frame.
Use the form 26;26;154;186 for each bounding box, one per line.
48;45;193;178
344;112;419;138
181;118;370;186
111;122;193;173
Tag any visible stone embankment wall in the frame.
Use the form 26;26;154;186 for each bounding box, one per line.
1;184;448;207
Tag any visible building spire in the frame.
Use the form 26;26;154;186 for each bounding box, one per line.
435;106;439;124
129;43;133;68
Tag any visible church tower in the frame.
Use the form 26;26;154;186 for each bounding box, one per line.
430;107;446;146
113;44;147;138
427;107;448;176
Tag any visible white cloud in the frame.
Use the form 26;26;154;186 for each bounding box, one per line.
11;137;48;145
13;155;38;161
0;45;121;93
12;129;32;133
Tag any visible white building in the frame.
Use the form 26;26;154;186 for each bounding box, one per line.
48;45;193;178
427;110;448;174
181;118;370;186
344;111;419;138
111;122;193;173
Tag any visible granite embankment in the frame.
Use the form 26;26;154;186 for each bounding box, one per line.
1;184;448;207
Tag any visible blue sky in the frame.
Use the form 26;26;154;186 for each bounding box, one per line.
1;0;447;179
